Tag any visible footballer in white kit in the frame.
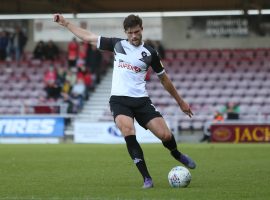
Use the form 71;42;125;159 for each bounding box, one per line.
54;13;196;189
97;37;165;128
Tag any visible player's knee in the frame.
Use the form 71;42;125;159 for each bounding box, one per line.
120;126;135;135
163;133;172;141
158;131;172;141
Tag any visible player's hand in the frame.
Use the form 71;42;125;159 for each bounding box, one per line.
53;13;68;27
179;101;193;118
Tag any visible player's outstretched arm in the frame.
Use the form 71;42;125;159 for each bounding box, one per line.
159;72;193;118
53;13;98;47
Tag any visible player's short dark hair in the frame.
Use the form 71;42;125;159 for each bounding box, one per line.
123;14;142;31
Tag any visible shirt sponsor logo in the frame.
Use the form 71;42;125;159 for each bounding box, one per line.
118;61;142;73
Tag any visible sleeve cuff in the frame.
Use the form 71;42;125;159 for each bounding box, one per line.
97;36;101;49
156;69;165;76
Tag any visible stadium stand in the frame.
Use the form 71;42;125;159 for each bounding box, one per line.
160;48;269;130
0;45;269;132
0;50;112;116
97;47;270;132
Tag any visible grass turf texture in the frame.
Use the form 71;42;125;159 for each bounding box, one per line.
0;143;269;200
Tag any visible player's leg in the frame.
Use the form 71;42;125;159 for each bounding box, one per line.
134;97;196;169
115;115;153;188
110;96;153;188
145;117;196;169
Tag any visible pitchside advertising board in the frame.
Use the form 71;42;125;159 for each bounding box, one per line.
0;117;64;143
210;122;270;143
74;121;161;144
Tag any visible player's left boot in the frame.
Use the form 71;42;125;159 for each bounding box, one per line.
177;154;196;169
142;178;154;189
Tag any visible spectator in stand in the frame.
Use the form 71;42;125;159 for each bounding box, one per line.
70;78;86;112
45;40;59;60
200;111;224;142
33;40;46;60
60;75;78;116
65;67;78;87
44;65;57;84
83;68;94;92
55;66;66;88
59;92;74;124
5;31;11;61
67;37;79;67
76;41;88;67
61;79;71;95
0;31;9;61
221;102;240;120
85;43;102;84
44;79;61;100
44;66;61;99
77;65;93;100
60;76;73;114
10;26;28;62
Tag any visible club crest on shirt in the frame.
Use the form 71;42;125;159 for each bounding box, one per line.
141;51;147;57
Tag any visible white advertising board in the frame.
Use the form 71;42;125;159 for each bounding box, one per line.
74;121;161;144
0;138;60;144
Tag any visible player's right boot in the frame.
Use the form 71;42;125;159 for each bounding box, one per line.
142;178;154;189
176;154;196;169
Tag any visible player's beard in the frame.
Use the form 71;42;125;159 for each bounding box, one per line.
131;35;142;46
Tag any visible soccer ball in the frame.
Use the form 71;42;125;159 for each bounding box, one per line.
168;166;191;188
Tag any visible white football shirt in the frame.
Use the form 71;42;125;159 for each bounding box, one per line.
97;36;165;97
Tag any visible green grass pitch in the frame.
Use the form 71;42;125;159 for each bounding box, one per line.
0;143;269;200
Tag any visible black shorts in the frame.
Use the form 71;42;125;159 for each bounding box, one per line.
109;96;162;129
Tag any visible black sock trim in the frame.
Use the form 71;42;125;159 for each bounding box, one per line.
162;134;177;151
162;134;182;159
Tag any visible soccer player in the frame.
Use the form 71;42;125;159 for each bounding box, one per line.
53;14;196;188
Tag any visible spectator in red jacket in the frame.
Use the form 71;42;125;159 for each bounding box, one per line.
68;37;79;67
44;66;61;99
76;41;88;67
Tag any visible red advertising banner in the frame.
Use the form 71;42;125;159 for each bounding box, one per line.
210;123;270;143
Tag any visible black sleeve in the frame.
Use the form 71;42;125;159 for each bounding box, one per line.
150;50;165;74
99;37;122;52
